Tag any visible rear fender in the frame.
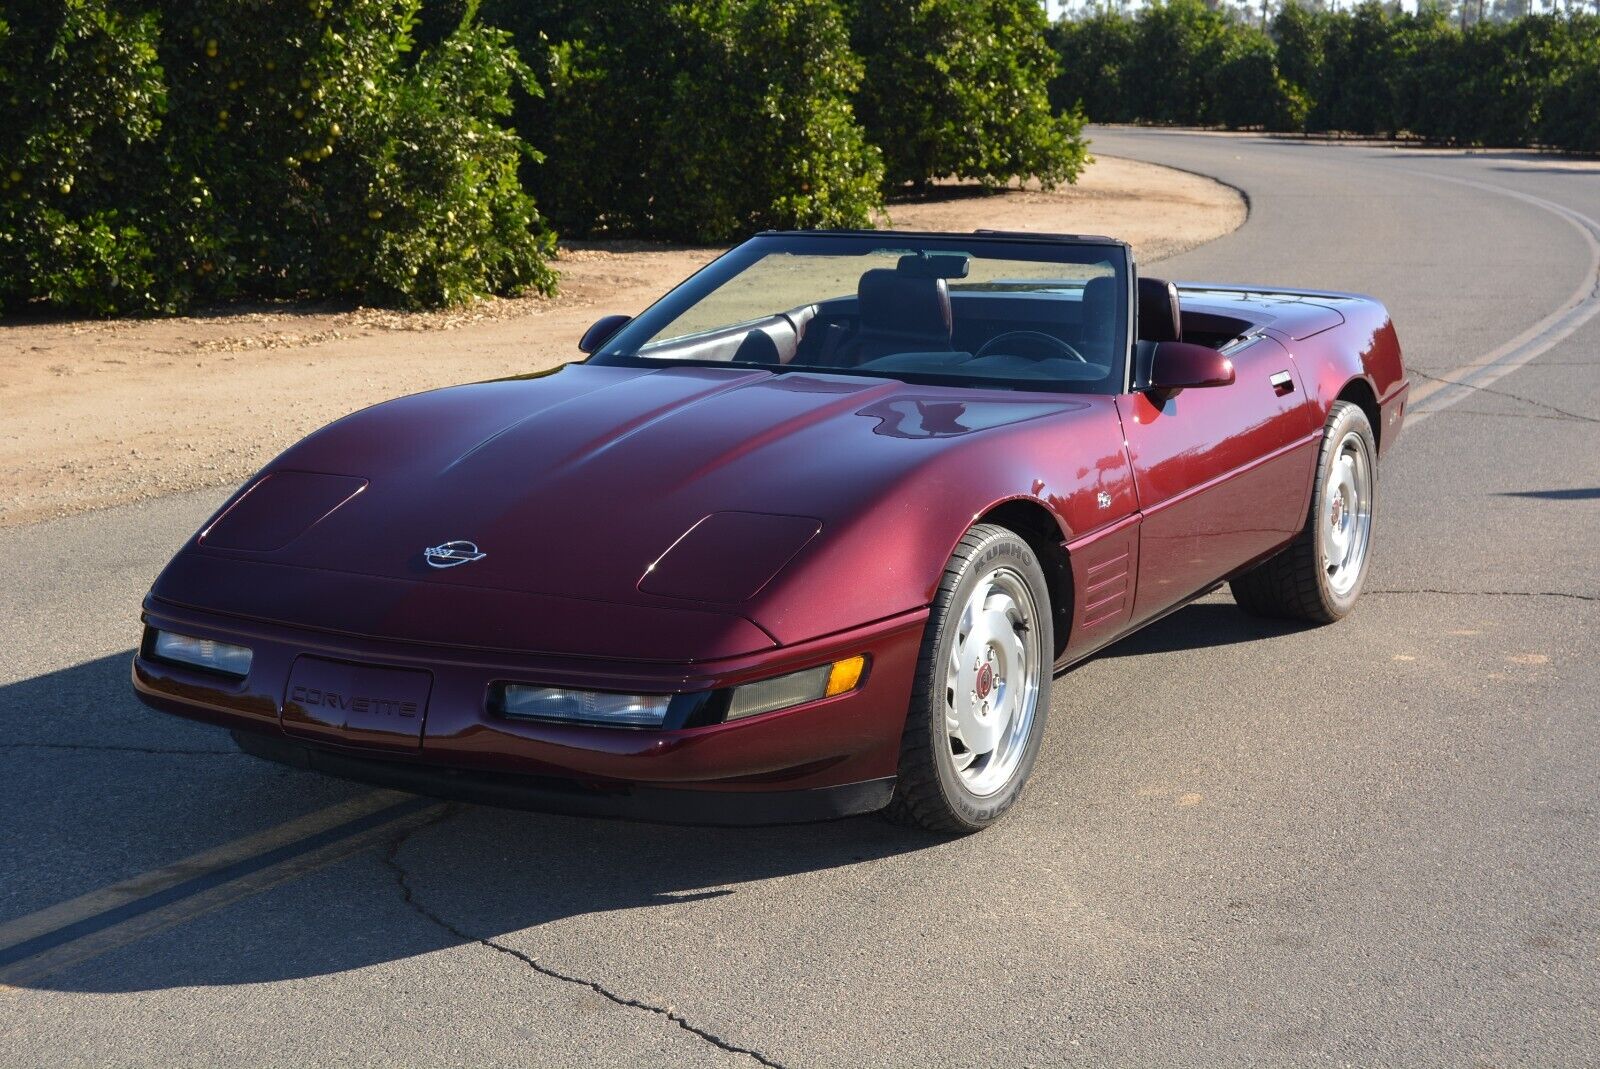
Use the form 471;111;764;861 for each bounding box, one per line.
1278;299;1406;454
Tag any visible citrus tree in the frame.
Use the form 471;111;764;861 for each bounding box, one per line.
852;0;1088;190
0;0;176;313
1;0;555;315
492;0;883;241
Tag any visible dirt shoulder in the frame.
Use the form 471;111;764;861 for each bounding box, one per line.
0;155;1245;528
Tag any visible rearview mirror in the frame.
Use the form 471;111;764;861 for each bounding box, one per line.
578;314;632;354
1145;341;1235;402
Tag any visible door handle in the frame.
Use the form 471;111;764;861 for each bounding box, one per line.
1269;370;1295;395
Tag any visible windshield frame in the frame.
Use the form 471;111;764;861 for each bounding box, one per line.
586;231;1135;395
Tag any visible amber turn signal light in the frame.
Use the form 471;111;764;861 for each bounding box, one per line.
825;655;866;697
724;655;870;721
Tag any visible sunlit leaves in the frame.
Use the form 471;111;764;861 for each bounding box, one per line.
0;1;172;312
852;0;1088;189
1048;0;1600;151
486;0;884;241
1;0;556;314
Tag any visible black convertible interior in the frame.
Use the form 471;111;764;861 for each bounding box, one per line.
636;255;1253;392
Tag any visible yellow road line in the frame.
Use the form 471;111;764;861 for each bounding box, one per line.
0;800;444;987
0;789;409;955
1401;171;1600;424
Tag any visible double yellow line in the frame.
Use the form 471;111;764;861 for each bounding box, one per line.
1400;170;1600;427
0;790;443;987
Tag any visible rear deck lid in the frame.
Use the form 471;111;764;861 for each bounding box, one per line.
1178;285;1353;340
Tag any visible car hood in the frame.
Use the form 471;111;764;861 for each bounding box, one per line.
176;363;1083;623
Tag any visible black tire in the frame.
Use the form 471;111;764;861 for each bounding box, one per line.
883;524;1053;834
1230;400;1378;624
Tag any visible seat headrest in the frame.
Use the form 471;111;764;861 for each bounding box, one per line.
896;253;970;279
1080;274;1118;356
1082;275;1117;319
1137;277;1182;342
858;269;952;337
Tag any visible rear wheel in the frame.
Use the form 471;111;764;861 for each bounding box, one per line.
884;524;1052;834
1231;400;1377;623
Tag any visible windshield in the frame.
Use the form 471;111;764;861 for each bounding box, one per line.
589;233;1131;393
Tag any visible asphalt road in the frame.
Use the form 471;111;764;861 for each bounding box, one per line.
2;129;1596;1067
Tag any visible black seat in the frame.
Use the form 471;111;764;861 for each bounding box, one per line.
846;269;953;363
731;329;782;364
1132;277;1184;387
1080;274;1118;360
1137;277;1182;342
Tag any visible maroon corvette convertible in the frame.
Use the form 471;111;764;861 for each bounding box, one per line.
134;230;1407;832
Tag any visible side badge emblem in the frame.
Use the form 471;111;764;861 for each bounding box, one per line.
1097;491;1113;510
425;540;487;568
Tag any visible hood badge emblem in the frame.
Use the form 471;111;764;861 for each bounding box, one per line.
425;540;487;569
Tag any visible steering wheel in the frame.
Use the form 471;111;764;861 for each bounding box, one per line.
974;331;1087;363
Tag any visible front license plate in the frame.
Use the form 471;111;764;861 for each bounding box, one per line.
282;656;432;751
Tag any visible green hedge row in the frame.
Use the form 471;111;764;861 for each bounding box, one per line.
1;0;556;314
482;0;1086;242
482;0;887;244
1048;0;1600;153
1;0;1083;315
853;0;1087;193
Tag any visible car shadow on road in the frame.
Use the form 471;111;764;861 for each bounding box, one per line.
1;652;948;993
1094;601;1312;659
1498;487;1600;501
8;603;1308;992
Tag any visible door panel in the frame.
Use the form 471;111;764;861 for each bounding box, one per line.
1118;336;1318;624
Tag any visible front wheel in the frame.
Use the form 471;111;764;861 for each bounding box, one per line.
1231;400;1378;623
884;524;1053;834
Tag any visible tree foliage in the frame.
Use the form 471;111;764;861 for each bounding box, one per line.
852;0;1089;189
3;0;1103;314
0;0;555;315
1049;1;1600;153
158;0;556;309
1051;0;1302;131
0;1;172;313
488;0;885;242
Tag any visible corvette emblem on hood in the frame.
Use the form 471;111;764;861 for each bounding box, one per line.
424;540;487;569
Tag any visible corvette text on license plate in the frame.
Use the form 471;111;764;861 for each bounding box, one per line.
282;656;433;751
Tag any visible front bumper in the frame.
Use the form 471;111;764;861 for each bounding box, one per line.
132;598;927;823
229;730;894;825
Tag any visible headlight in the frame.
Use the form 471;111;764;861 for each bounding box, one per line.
149;629;253;679
498;686;673;728
495;656;867;729
725;655;866;721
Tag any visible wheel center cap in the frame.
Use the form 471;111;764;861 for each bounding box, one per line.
975;661;995;700
1330;494;1345;529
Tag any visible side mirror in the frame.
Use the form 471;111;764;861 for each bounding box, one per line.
578;313;632;354
1145;341;1235;402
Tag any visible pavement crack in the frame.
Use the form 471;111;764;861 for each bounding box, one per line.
1368;588;1597;602
0;741;243;755
382;820;785;1069
1410;368;1599;424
